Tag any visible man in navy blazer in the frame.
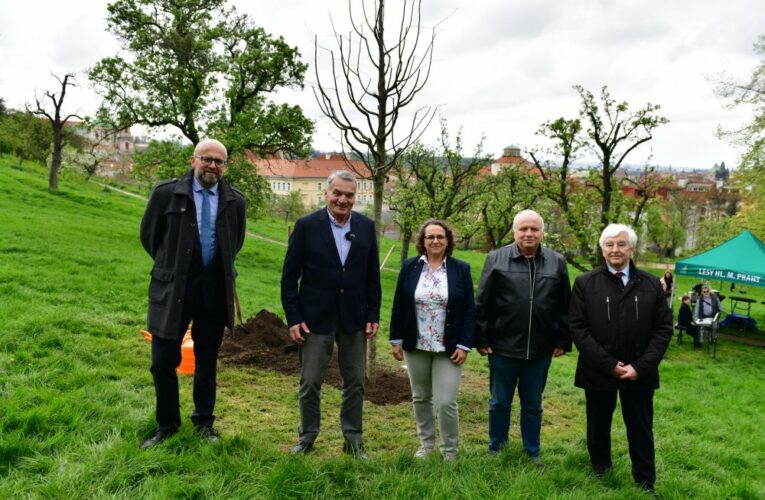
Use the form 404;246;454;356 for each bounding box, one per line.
281;170;381;458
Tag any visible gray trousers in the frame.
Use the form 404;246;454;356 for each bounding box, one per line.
298;324;366;445
404;349;463;457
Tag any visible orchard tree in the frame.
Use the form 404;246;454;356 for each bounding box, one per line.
31;73;82;190
0;111;53;166
89;0;313;211
714;34;765;172
530;86;668;269
644;195;690;261
470;163;540;249
314;0;438;239
713;34;765;238
274;191;306;222
389;121;490;261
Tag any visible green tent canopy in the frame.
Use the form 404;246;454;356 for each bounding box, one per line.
674;230;765;287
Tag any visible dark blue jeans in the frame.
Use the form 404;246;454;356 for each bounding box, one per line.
488;354;552;456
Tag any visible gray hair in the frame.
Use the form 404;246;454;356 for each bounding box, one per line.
599;224;638;248
512;209;545;231
326;170;356;187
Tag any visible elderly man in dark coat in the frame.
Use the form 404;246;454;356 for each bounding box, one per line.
139;138;246;449
569;223;672;492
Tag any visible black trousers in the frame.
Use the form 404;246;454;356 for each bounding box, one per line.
151;300;224;432
585;389;656;489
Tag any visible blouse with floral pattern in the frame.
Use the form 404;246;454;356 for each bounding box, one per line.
414;255;449;352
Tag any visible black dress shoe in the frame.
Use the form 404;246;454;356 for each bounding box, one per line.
343;440;368;460
289;441;314;454
141;429;176;449
197;426;220;443
592;465;612;479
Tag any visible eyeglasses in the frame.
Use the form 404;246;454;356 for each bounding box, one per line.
194;155;227;167
424;235;447;241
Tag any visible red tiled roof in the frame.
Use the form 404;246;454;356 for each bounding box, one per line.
248;154;373;179
493;154;533;167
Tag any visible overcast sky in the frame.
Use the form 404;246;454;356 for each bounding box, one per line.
1;0;763;168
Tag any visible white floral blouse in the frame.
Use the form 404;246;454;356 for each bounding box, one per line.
414;255;449;352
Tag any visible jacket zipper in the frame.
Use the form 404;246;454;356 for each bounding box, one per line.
634;295;639;320
606;296;610;321
526;257;537;359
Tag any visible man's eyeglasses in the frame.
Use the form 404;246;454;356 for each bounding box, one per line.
194;155;227;167
424;235;447;241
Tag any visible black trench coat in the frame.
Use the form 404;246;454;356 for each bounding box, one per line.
140;169;246;340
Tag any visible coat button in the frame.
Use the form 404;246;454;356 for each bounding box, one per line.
340;289;344;293
342;267;346;272
177;299;183;303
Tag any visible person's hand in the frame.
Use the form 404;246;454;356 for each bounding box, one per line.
552;347;566;357
391;344;404;361
450;348;468;365
611;361;628;378
618;363;639;381
289;322;310;344
365;322;379;339
478;347;493;356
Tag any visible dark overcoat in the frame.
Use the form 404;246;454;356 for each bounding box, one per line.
280;208;381;335
140;169;246;340
389;256;475;356
569;262;673;391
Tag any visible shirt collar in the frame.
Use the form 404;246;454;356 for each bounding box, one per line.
419;254;447;270
607;264;629;279
192;176;219;195
327;208;351;228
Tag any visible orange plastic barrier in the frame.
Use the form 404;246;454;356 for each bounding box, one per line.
140;326;195;375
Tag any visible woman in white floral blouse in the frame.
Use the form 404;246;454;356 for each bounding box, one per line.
389;219;475;461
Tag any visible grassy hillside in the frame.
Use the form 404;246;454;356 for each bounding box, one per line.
1;155;763;498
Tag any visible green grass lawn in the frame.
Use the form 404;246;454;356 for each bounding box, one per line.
1;155;764;499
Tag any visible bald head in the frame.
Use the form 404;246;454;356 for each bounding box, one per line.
513;209;545;256
191;139;228;188
194;139;227;157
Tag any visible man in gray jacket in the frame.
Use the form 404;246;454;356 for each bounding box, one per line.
475;210;571;464
139;139;246;449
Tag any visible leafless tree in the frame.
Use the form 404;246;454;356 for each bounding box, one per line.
314;0;439;375
314;0;438;237
31;73;82;190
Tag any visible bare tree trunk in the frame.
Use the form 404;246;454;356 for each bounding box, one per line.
31;73;81;191
49;128;63;190
400;228;412;262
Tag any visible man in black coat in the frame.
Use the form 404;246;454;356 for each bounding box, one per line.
475;209;571;465
569;224;672;492
281;170;381;458
139;139;246;449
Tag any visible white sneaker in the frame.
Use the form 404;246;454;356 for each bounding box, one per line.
415;446;433;458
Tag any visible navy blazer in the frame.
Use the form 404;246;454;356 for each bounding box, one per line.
281;208;381;335
389;256;475;355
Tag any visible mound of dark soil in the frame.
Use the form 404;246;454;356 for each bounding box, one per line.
219;309;410;405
